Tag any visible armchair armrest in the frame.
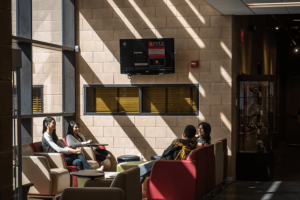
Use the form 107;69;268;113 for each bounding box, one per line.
82;147;96;160
84;179;113;187
22;156;52;195
146;160;197;200
60;187;125;200
34;152;67;169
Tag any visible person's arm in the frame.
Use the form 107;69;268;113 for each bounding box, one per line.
78;133;92;144
44;133;74;154
66;134;86;148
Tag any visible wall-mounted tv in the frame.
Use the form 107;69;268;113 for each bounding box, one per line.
120;38;175;75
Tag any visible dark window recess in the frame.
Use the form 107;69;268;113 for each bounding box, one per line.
85;85;198;115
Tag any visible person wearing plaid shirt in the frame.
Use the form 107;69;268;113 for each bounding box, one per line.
139;125;197;183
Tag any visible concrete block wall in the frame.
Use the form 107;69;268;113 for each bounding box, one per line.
32;0;62;45
76;0;234;177
0;0;13;199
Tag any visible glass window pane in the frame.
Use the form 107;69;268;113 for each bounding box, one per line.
167;87;197;113
12;0;17;36
33;116;63;142
32;0;62;45
33;87;43;113
32;46;62;113
96;88;118;113
143;87;166;113
118;88;139;113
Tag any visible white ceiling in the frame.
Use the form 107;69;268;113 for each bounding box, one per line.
205;0;300;15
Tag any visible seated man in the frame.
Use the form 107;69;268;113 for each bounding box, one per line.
139;125;196;183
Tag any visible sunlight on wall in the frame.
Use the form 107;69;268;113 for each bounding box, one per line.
220;41;232;59
199;84;206;98
220;112;231;132
128;0;162;38
185;0;206;24
107;0;141;38
165;1;205;48
220;66;232;87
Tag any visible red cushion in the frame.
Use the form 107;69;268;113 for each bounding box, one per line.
29;143;43;152
62;138;69;147
67;166;79;187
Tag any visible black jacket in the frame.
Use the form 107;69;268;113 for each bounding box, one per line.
160;138;193;160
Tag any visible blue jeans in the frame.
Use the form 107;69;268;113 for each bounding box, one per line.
139;162;154;183
65;154;93;170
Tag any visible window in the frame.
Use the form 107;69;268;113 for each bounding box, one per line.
32;86;43;113
85;84;198;115
12;86;43;113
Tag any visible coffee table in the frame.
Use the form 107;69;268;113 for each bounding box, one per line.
70;170;104;187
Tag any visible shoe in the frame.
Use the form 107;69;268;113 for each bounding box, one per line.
96;165;104;171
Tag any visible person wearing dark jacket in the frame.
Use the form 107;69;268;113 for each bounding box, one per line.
139;125;196;183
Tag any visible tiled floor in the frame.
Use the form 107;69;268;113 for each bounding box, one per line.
214;143;300;200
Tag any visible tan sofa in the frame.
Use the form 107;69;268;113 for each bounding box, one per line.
60;167;141;200
22;144;70;199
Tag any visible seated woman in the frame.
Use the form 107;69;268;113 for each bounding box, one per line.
195;122;211;147
66;121;109;171
42;117;93;170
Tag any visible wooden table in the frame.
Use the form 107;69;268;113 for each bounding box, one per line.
70;170;104;187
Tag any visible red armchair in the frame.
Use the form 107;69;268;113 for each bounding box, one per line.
146;146;209;200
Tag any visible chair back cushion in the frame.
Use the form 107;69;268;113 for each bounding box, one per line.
111;167;142;200
186;146;207;198
29;142;43;152
62;138;69;147
219;138;228;180
22;144;34;156
214;141;224;186
205;144;215;193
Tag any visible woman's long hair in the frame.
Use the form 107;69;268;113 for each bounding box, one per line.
67;121;83;141
198;122;211;143
43;117;58;143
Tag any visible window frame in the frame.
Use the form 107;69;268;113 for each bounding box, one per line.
83;84;199;116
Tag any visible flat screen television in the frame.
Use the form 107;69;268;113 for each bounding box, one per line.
120;38;175;75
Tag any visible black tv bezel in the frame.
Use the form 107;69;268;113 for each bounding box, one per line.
120;38;175;75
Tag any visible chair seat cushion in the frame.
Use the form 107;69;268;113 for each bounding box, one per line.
66;165;78;172
50;168;70;195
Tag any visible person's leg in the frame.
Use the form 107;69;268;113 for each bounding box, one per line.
139;162;154;183
72;158;84;171
64;154;77;166
77;154;93;169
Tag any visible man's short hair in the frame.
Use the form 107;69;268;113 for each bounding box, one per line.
184;125;196;139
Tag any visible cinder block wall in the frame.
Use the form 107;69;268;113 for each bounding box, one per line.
0;0;13;199
76;0;234;177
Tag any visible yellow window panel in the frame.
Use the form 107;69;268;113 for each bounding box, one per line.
143;87;166;113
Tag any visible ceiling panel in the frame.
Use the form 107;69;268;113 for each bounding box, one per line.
251;7;289;14
287;7;300;14
211;4;254;15
242;0;282;3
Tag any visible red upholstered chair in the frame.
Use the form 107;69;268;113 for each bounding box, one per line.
219;138;228;181
146;146;209;200
29;142;79;187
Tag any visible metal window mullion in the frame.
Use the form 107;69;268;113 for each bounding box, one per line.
139;87;143;114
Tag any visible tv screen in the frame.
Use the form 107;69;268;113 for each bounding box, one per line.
120;38;175;75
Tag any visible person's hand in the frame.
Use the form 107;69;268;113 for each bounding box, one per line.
75;147;82;154
87;139;92;144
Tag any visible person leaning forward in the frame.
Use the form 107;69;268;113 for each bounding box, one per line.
139;125;197;183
